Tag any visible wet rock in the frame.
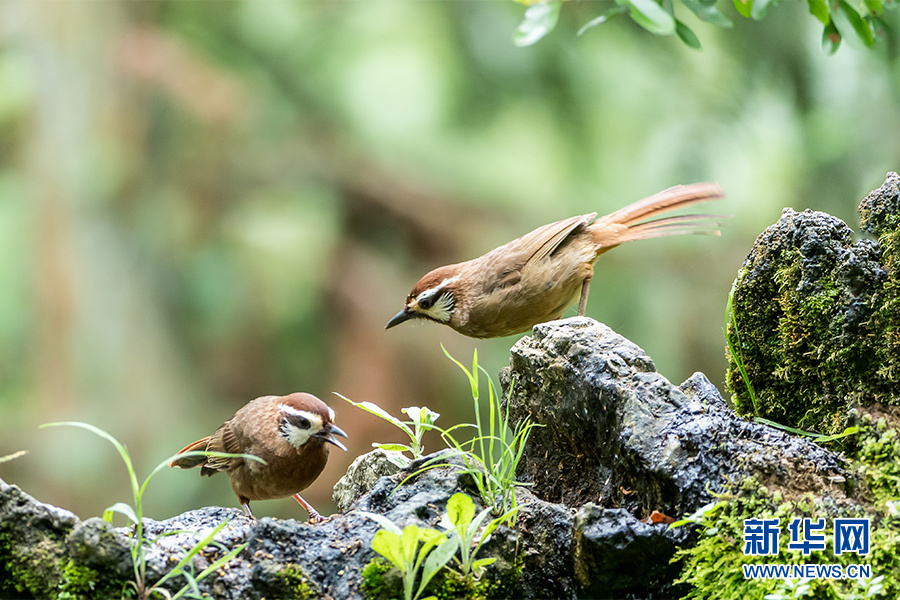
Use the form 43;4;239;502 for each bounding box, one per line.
333;448;410;512
500;317;855;518
0;478;132;599
726;173;900;433
573;505;687;599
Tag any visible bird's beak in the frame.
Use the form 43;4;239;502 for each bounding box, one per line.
315;423;348;451
386;307;416;330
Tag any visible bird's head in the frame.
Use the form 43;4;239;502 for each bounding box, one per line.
386;265;462;330
277;393;348;451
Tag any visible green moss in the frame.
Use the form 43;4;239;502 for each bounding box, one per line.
57;559;127;600
271;563;317;599
0;527;64;596
725;203;898;435
856;417;900;506
361;558;399;600
677;416;900;599
675;478;898;600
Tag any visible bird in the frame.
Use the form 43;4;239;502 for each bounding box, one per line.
386;182;725;338
169;392;348;522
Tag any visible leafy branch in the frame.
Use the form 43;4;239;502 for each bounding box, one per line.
514;0;896;54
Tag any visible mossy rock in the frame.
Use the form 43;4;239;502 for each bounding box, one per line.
676;409;900;600
726;172;900;434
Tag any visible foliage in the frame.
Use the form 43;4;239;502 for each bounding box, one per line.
411;348;539;523
39;421;260;600
344;348;538;523
515;0;897;52
361;493;519;600
361;512;456;600
439;492;516;578
336;396;440;460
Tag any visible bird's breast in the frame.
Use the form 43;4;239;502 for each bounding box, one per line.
230;441;330;501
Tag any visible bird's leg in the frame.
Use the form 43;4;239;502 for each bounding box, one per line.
293;493;323;523
577;276;592;316
240;500;256;521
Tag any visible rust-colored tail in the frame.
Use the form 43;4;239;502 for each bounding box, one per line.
590;182;725;253
168;437;212;469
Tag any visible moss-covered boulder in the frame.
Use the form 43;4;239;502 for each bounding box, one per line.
726;172;900;434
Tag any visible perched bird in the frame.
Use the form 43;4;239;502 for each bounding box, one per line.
169;392;348;522
386;182;725;338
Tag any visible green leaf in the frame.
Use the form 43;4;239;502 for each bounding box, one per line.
155;519;231;589
864;0;884;14
807;0;829;23
103;502;138;525
447;493;475;530
732;0;753;18
831;0;875;48
374;443;413;453
675;19;702;48
417;536;458;598
467;506;495;541
750;0;778;20
41;421;142;503
624;0;676;35
577;5;629;36
402;406;439;427
336;393;412;433
371;529;405;571
417;527;447;546
401;525;420;566
682;0;734;27
513;2;562;47
822;20;842;54
471;557;497;571
170;541;247;600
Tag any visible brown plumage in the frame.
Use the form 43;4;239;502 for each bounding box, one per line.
169;392;348;521
386;182;725;338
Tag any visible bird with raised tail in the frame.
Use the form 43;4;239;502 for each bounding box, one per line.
169;392;348;522
386;182;725;338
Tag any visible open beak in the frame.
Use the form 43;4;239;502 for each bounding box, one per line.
385;307;416;330
315;423;348;451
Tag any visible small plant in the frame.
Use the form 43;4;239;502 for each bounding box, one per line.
40;421;261;599
725;277;759;417
417;347;539;522
361;512;457;600
337;395;441;460
440;492;516;578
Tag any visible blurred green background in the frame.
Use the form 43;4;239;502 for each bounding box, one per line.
1;1;898;521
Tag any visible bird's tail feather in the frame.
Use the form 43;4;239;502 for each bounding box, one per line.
591;182;726;252
168;437;212;469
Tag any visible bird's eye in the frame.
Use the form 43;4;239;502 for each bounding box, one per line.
418;295;435;309
298;417;310;429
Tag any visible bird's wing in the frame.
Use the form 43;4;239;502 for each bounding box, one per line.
521;213;597;265
482;213;596;292
201;421;243;474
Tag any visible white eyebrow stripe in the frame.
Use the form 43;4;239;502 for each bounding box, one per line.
417;275;461;300
278;405;319;422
